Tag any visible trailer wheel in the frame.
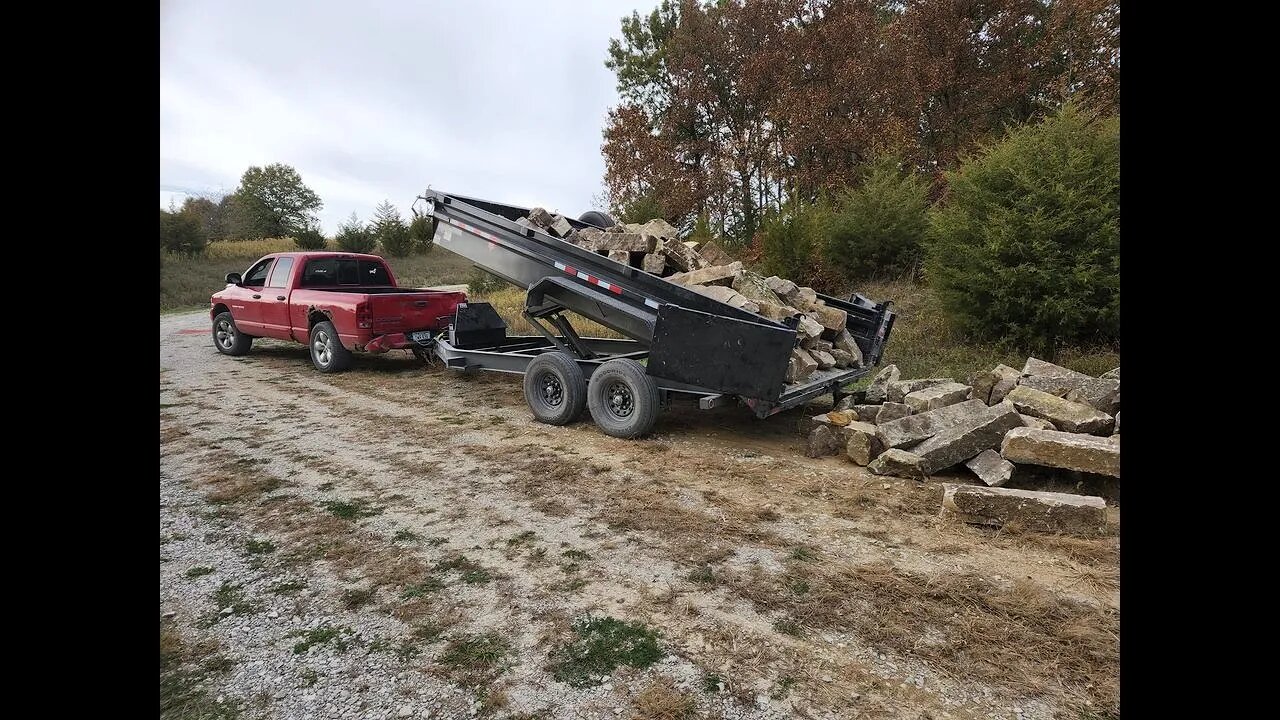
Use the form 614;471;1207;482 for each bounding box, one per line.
212;311;252;356
309;320;353;373
587;359;660;438
578;210;616;229
524;352;587;425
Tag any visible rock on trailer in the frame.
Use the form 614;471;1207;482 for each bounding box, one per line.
408;191;897;439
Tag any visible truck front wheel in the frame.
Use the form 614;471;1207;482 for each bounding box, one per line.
587;359;660;438
524;352;587;425
309;320;353;373
212;311;252;356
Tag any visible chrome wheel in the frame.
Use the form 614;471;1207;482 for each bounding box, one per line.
312;329;332;367
215;319;235;350
605;381;634;419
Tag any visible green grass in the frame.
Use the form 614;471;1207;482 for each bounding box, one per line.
341;587;376;610
851;279;1120;380
161;623;241;720
202;582;256;626
687;566;717;585
701;673;724;693
561;549;591;561
320;499;381;520
401;577;446;598
392;529;420;543
270;580;307;596
160;243;475;312
548;616;662;688
789;546;818;562
184;566;215;579
244;538;276;555
438;632;511;684
290;625;355;654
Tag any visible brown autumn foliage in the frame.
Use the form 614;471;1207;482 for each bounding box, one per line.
602;0;1120;244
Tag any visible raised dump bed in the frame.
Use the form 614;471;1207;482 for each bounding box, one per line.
415;190;896;437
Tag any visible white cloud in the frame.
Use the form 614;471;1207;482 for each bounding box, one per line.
160;0;655;233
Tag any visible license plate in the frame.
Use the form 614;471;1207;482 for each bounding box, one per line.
409;330;434;343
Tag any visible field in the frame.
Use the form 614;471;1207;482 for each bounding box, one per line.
160;308;1119;720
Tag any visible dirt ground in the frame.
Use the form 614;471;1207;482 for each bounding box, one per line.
160;311;1119;720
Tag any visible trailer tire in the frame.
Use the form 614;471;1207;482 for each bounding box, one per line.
212;311;252;356
309;320;353;373
578;210;616;229
524;352;587;425
587;359;660;438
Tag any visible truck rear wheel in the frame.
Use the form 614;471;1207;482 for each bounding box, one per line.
524;352;587;425
212;311;252;356
309;320;353;373
587;359;660;438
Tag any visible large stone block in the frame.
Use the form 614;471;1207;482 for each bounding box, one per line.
831;329;864;368
1000;427;1120;478
845;421;883;466
641;253;666;274
887;378;953;404
575;227;604;248
659;239;709;272
548;215;574;238
811;349;837;370
1004;385;1114;435
668;261;741;286
755;300;799;323
875;402;912;425
1101;367;1120;380
865;364;900;403
867;448;925;480
964;449;1014;487
875;399;988;449
527;207;554;228
731;270;785;306
805;425;844;457
1022;357;1092;380
1018;413;1056;431
607;250;629;263
786;348;819;383
810;302;848;334
764;275;798;300
795;286;819;310
830;348;858;368
940;483;1107;536
698;239;734;267
796;314;824;340
904;382;973;413
854;404;886;423
970;364;1020;405
911;403;1023;475
635;218;679;239
595;233;656;253
1020;375;1120;414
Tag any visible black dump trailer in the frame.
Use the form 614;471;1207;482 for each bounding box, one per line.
413;190;895;438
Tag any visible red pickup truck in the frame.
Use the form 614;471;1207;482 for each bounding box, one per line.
210;251;466;372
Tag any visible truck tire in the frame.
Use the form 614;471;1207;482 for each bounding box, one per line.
587;358;660;438
212;311;252;356
309;320;353;373
523;352;587;425
578;210;616;229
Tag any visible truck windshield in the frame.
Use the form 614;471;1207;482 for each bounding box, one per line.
300;258;391;287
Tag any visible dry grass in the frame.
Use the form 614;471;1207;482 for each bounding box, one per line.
632;677;695;720
203;237;299;260
471;286;623;338
724;559;1119;716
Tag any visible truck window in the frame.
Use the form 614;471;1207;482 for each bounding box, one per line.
301;258;391;287
267;257;295;288
243;258;274;287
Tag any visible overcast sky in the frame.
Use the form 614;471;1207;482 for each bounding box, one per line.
160;0;656;234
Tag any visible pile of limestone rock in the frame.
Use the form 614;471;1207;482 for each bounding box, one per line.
522;208;863;381
800;357;1120;536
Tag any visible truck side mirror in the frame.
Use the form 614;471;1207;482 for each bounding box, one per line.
225;272;242;286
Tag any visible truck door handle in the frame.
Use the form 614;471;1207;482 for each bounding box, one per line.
276;296;286;301
252;294;261;299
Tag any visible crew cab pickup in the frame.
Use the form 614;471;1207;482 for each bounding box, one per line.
209;251;466;372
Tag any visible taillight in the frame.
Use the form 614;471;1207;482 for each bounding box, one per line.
356;301;372;329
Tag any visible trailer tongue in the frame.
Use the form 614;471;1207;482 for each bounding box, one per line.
415;190;896;438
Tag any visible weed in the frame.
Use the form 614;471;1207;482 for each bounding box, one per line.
321;499;381;520
270;580;307;596
789;546;818;562
185;566;215;579
561;549;591;560
317;482;335;492
774;618;803;636
160;622;241;720
438;632;510;685
412;622;446;643
342;588;376;610
202;582;256;626
244;538;276;555
299;668;319;687
770;676;796;700
548;616;661;688
507;531;537;546
426;536;448;546
290;625;355;655
633;677;695;720
688;566;716;585
401;577;446;598
393;529;419;543
394;641;422;663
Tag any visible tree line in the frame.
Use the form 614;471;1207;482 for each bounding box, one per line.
158;163;434;257
602;0;1119;356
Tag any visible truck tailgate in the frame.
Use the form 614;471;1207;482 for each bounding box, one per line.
368;291;466;333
